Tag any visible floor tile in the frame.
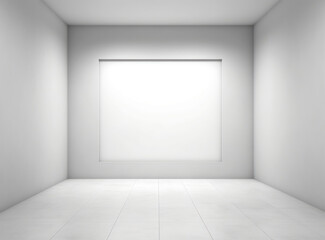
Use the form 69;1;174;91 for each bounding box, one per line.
1;179;324;240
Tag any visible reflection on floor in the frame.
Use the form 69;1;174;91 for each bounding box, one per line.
0;179;325;240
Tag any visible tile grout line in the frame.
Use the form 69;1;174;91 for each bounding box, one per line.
158;179;160;240
234;206;275;240
105;179;138;240
182;180;215;240
48;186;98;240
206;180;275;240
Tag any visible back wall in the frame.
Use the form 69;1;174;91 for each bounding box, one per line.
68;26;253;178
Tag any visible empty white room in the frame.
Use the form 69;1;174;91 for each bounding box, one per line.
1;0;325;239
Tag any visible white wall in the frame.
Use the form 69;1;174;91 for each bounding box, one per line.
68;26;254;178
254;0;325;210
0;0;68;212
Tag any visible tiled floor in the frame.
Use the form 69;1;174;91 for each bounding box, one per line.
0;179;325;240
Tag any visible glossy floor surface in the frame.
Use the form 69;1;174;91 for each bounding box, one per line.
0;179;325;240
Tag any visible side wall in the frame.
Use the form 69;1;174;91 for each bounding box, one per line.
0;0;68;212
254;0;325;210
68;26;254;178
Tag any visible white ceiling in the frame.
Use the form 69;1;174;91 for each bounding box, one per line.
43;0;279;25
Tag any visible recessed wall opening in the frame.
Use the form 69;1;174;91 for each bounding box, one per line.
99;60;222;162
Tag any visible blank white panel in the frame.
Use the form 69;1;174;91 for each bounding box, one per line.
99;60;222;161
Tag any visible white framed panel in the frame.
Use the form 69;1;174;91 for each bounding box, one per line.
99;60;222;162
